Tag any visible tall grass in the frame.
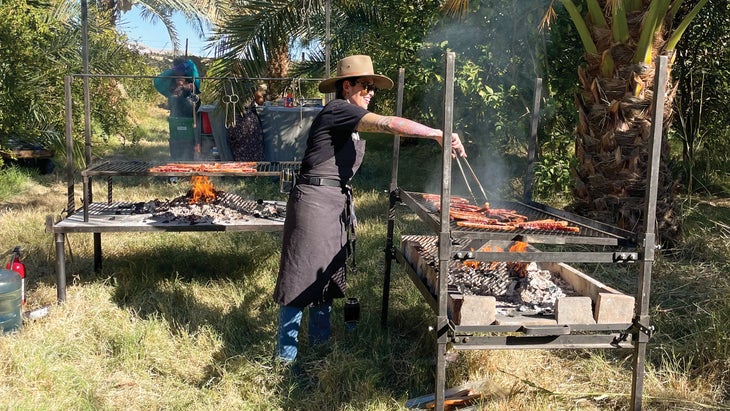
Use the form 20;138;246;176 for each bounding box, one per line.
0;107;728;410
0;166;34;199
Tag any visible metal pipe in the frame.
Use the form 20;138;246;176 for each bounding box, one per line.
435;51;457;411
55;233;66;303
631;54;668;411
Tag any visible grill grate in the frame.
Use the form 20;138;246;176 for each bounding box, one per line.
403;191;635;246
82;160;301;177
85;192;284;220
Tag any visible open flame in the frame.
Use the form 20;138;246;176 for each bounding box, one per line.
462;241;529;273
508;241;528;253
190;176;217;204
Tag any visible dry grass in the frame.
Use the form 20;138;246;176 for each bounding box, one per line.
1;107;729;410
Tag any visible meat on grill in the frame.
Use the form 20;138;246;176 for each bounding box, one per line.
456;220;517;230
449;210;499;224
423;193;579;232
512;219;581;232
422;193;471;204
148;162;258;173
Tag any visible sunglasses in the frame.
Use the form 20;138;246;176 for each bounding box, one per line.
357;81;378;94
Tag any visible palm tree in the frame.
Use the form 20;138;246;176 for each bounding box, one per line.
203;0;330;82
108;0;210;56
444;0;708;247
205;0;386;84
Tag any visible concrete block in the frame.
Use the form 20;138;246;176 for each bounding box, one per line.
448;293;496;325
594;293;635;324
415;254;430;278
555;296;596;325
401;240;420;269
422;260;438;294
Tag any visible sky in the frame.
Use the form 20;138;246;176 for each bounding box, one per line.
118;5;211;57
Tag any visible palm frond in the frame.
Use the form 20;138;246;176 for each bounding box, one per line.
440;0;469;19
560;0;598;55
609;0;629;44
633;0;669;64
665;0;709;55
210;0;324;77
586;0;607;28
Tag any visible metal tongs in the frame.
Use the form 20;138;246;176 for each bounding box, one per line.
454;155;489;205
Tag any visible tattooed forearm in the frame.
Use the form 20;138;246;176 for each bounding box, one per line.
359;114;441;141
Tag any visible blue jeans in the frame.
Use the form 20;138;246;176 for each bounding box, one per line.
275;302;332;362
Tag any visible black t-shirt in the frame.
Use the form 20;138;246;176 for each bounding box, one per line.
301;99;368;175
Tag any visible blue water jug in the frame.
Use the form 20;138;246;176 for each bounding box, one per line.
0;268;22;334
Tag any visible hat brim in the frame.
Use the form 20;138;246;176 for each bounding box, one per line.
318;74;394;93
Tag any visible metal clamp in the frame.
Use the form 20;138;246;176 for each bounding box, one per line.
612;252;638;263
634;320;654;338
279;168;295;194
453;251;474;260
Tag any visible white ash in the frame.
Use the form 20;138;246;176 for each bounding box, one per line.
146;201;251;224
448;261;578;315
449;261;512;296
517;262;567;313
250;202;285;220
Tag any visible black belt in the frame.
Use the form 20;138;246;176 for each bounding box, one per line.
296;176;345;188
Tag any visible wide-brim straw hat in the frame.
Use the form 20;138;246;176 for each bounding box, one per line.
318;55;394;93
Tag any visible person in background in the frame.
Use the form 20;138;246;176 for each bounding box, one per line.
154;57;201;118
273;54;466;365
226;86;266;162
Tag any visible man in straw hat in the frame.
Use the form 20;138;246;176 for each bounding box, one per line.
273;54;466;365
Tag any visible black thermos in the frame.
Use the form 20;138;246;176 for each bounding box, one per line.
344;297;360;331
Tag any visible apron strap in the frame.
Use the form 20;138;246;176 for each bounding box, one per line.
344;185;357;270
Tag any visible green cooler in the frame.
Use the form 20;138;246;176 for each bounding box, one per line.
168;116;195;160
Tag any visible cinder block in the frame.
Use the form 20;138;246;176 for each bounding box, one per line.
594;293;635;324
401;240;420;269
416;255;431;281
555;296;596;325
422;261;438;294
448;293;496;325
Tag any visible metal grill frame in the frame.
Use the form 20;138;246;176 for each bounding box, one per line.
50;74;303;305
380;54;665;411
78;161;300;221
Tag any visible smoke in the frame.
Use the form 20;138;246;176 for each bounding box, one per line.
414;1;551;201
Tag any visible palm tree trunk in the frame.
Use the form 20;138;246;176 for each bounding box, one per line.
569;24;681;247
266;42;290;99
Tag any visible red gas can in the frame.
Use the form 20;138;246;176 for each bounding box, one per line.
6;247;26;306
200;112;212;134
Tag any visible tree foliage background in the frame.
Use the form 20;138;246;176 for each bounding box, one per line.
671;0;730;196
0;0;157;167
1;0;728;199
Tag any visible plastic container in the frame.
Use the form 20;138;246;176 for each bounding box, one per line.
168;116;195;160
168;116;195;140
169;139;195;160
0;268;22;334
